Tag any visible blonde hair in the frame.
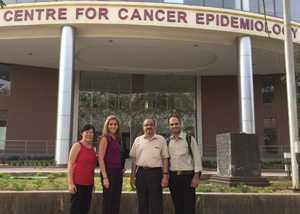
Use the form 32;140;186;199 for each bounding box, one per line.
102;115;121;139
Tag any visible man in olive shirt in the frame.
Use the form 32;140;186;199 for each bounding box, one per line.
168;115;202;214
130;118;169;214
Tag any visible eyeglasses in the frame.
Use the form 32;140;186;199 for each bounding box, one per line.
169;123;179;126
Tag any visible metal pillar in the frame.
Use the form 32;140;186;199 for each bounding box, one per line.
55;26;75;166
283;0;299;189
196;75;203;158
238;36;255;134
234;0;255;134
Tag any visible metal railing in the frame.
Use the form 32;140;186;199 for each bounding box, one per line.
0;140;55;157
0;139;291;162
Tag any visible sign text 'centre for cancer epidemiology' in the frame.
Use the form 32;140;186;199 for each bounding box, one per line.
0;6;299;39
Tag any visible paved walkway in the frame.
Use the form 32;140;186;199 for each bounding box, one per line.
0;167;288;177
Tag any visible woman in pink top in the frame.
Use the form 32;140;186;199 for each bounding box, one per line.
99;115;128;214
68;124;97;214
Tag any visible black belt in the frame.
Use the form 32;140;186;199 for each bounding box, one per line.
137;166;162;171
170;170;194;176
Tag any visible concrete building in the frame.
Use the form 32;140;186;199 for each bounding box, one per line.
0;0;299;164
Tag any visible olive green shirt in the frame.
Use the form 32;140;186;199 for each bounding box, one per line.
168;132;202;172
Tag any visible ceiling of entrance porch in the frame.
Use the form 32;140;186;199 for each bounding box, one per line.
0;36;286;75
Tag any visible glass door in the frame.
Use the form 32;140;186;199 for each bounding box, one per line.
79;72;196;149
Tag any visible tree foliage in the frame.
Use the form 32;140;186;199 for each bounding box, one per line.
0;0;6;8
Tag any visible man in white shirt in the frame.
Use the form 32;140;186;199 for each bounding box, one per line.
130;118;169;214
167;115;202;214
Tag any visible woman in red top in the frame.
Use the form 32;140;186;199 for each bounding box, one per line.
68;124;97;214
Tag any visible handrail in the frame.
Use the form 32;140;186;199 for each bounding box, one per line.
0;140;55;156
0;139;292;161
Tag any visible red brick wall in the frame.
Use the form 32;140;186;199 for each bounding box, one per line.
201;75;289;158
0;65;58;144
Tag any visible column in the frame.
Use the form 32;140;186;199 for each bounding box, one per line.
196;75;203;158
55;26;75;166
238;36;255;134
237;0;255;134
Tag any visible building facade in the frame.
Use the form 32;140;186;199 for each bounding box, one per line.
0;0;300;164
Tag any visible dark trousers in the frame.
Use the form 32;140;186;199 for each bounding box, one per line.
101;168;123;214
135;167;163;214
70;184;93;214
169;172;195;214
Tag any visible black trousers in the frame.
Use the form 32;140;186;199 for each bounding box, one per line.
169;172;195;214
135;167;163;214
70;184;93;214
101;168;123;214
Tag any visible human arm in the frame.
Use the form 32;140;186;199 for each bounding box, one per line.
130;158;137;190
67;143;81;193
161;158;169;188
99;136;109;189
161;138;169;188
129;138;138;190
190;136;202;188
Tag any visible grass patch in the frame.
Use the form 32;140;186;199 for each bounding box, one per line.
0;172;293;193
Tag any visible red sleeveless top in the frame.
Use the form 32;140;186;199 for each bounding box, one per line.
73;142;97;185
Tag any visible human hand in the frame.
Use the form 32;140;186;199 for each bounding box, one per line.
130;175;136;190
191;176;199;188
68;183;77;193
103;178;110;189
161;175;169;188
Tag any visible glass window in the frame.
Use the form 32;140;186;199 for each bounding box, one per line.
3;0;17;4
291;0;300;22
274;0;283;18
184;0;204;6
263;118;278;153
295;46;300;132
0;110;7;150
224;0;236;9
259;0;275;16
0;64;10;96
143;0;164;2
264;117;276;128
165;0;184;3
16;0;35;3
205;0;223;8
297;76;300;107
250;0;259;13
296;45;300;75
261;78;274;104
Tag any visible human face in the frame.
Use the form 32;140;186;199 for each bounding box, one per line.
108;119;119;135
143;119;155;137
169;117;181;135
81;128;94;143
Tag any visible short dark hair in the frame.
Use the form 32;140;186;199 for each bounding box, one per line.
168;113;182;124
143;117;156;126
79;124;96;140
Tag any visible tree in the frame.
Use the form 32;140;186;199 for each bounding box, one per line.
0;0;5;8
